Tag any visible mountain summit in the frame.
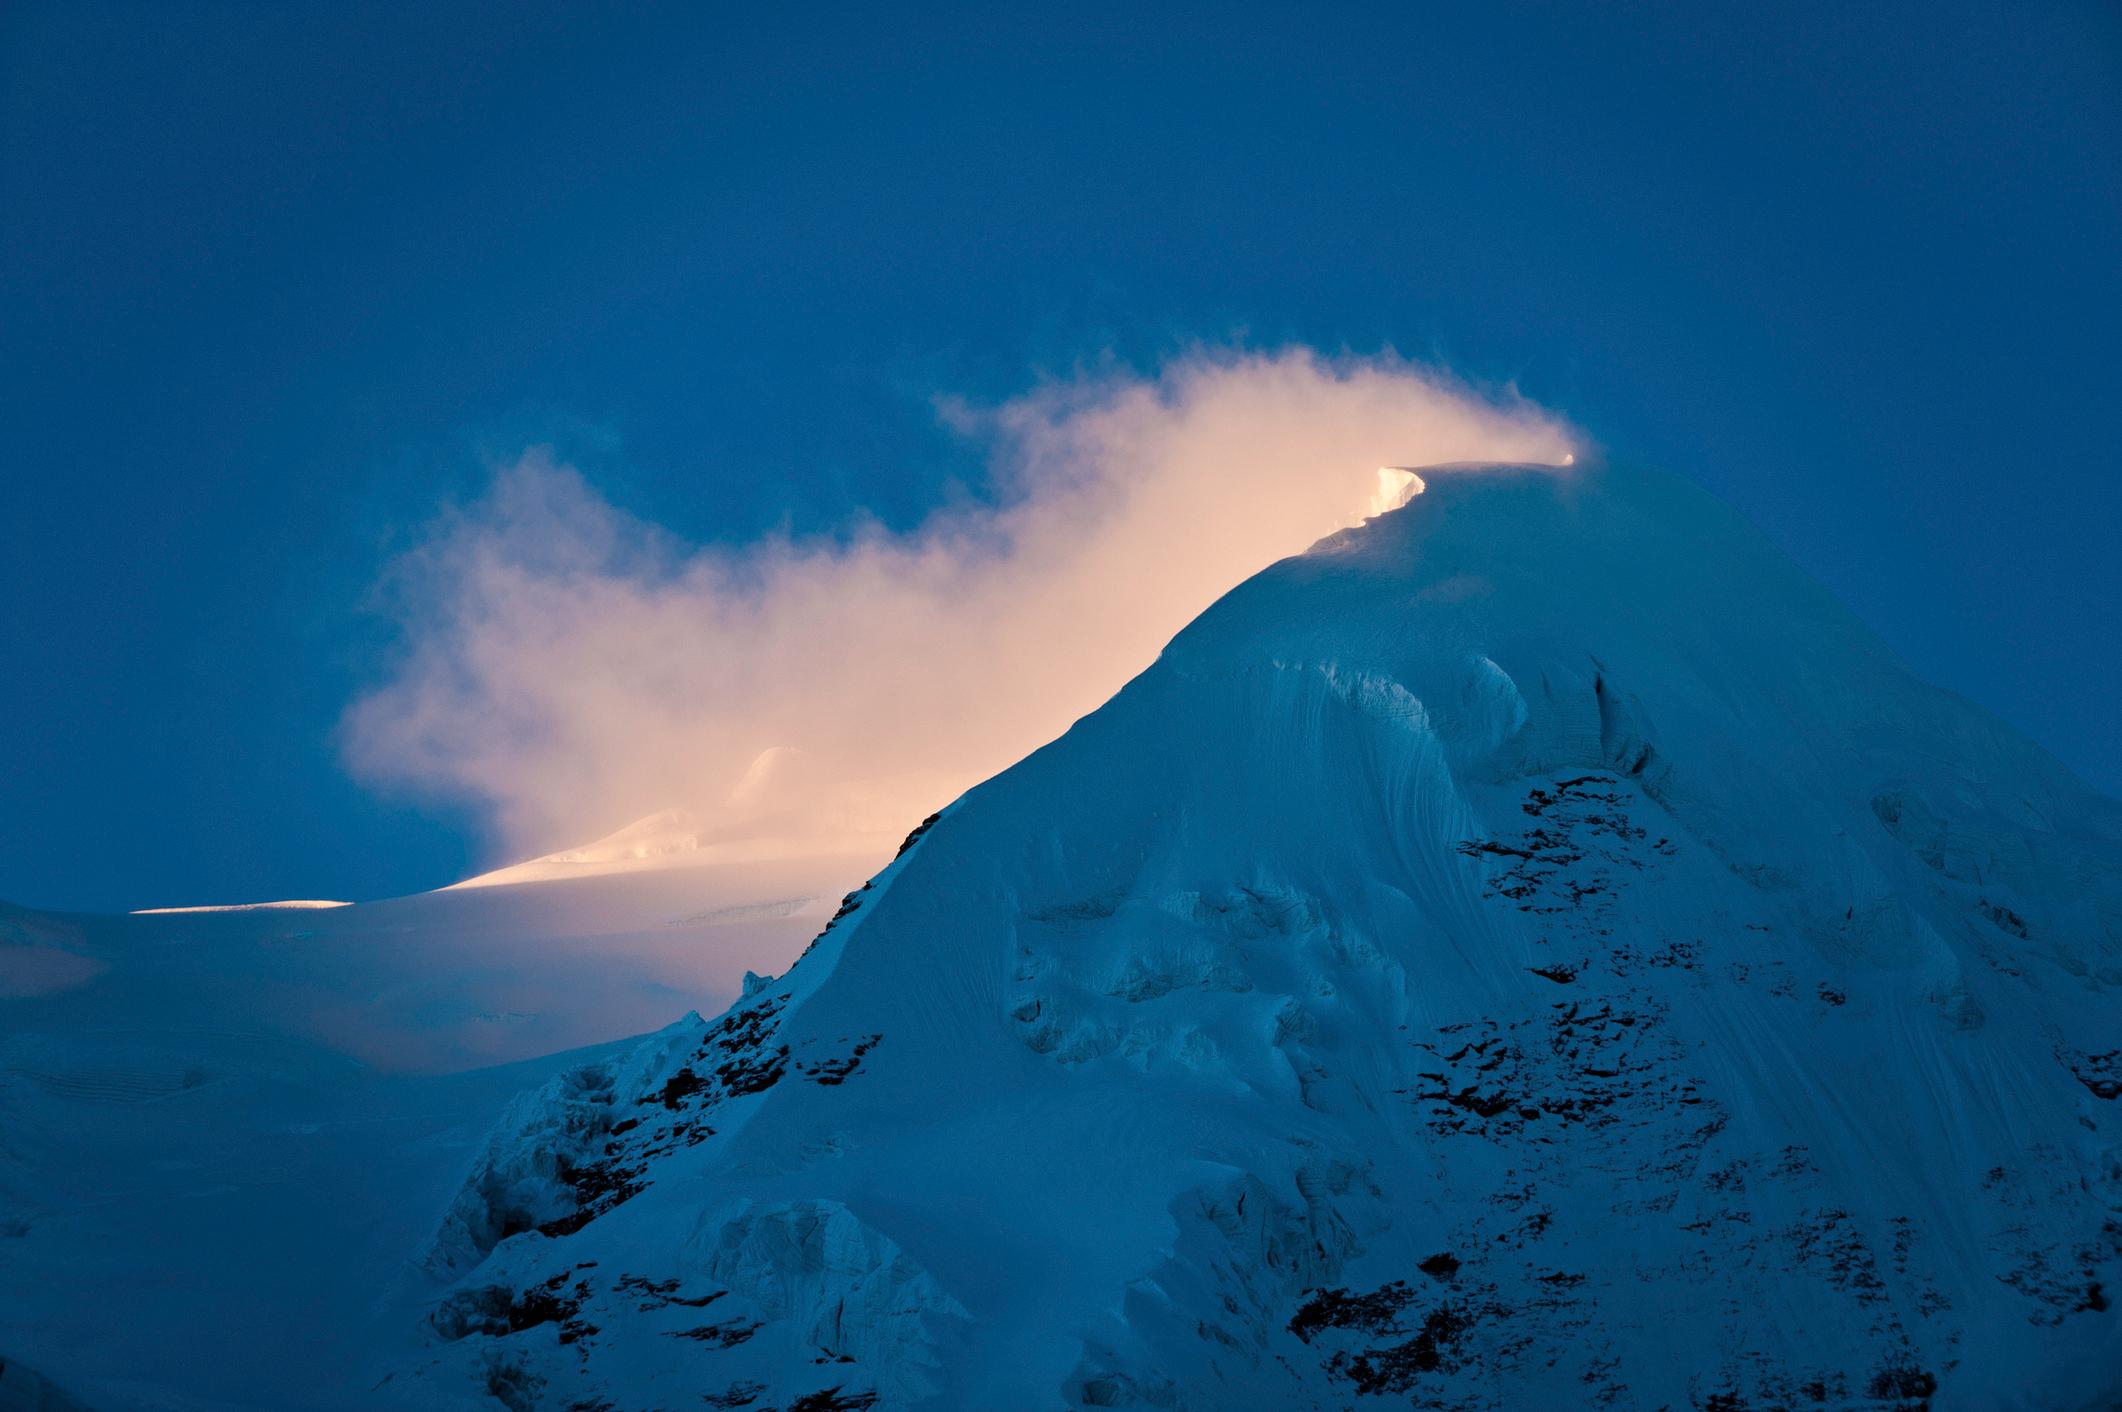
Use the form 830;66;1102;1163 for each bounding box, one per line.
399;462;2121;1411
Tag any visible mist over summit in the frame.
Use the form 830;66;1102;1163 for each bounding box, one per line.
343;352;1574;879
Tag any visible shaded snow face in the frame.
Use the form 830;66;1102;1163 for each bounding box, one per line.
356;464;2122;1408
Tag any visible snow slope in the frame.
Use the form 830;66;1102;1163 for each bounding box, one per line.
0;843;885;1410
4;845;886;1075
447;809;899;892
132;900;353;914
390;461;2121;1411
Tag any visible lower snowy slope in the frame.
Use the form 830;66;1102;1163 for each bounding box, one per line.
0;845;883;1410
393;462;2121;1412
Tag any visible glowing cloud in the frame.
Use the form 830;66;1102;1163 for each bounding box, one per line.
343;348;1575;870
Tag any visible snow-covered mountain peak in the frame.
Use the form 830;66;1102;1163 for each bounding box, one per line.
394;459;2120;1411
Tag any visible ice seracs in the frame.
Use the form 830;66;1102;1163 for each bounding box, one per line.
1365;466;1425;519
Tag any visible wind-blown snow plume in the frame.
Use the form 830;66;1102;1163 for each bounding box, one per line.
343;349;1574;864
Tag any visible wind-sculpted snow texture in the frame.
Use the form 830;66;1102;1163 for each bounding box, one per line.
403;465;2122;1411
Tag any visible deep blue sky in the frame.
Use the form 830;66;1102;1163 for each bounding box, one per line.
4;1;2118;913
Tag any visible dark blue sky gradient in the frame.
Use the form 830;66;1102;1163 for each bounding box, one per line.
4;1;2118;911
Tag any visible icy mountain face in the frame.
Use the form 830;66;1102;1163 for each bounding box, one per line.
400;464;2122;1412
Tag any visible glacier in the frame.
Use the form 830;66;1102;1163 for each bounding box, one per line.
7;460;2120;1410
